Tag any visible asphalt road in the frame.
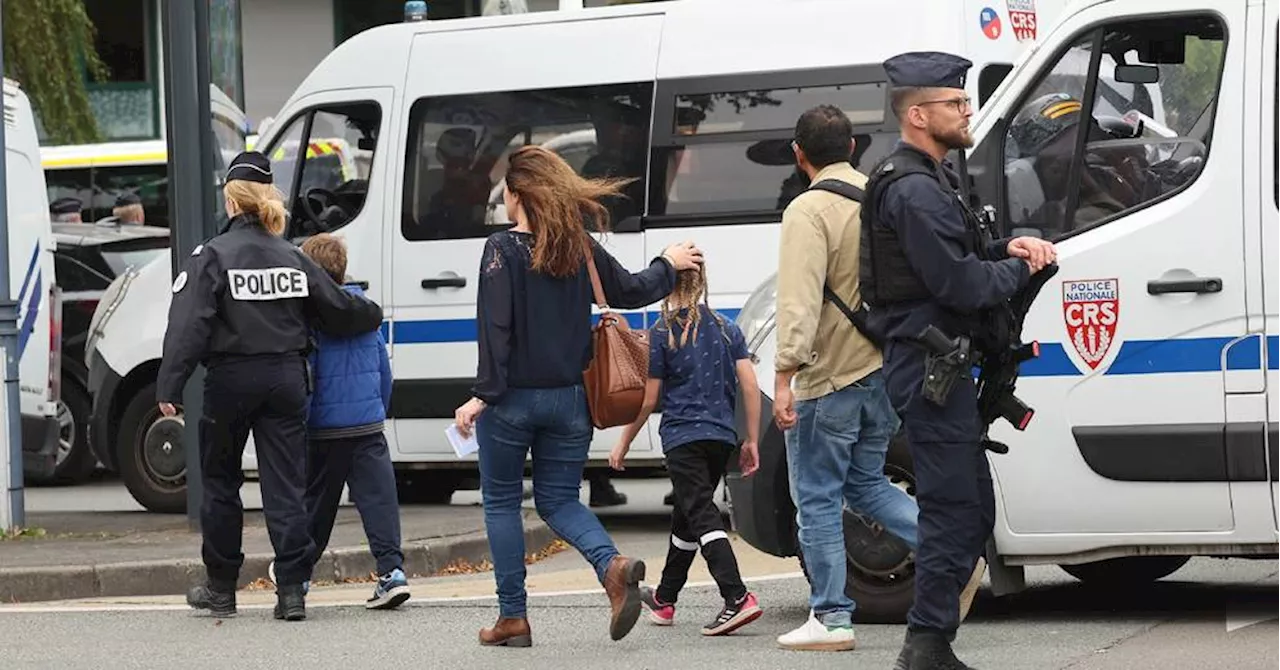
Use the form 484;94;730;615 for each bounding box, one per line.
8;477;1278;669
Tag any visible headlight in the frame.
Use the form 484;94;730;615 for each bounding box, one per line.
735;272;777;353
85;266;138;360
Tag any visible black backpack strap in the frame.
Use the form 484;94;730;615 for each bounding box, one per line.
808;179;865;203
802;178;883;349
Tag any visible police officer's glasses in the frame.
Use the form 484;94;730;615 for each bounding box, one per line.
916;96;972;113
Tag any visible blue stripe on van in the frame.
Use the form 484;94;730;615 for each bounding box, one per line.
16;242;40;358
384;315;1278;377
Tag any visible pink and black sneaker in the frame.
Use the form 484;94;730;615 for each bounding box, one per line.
640;586;675;626
701;592;762;636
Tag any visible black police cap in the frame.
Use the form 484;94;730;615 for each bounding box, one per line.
883;51;973;90
225;151;274;184
115;192;141;207
50;197;82;215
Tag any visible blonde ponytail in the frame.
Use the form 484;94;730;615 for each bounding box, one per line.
224;180;288;236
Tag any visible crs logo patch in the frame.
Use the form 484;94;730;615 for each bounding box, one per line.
1005;0;1038;42
979;7;1002;40
1062;278;1118;370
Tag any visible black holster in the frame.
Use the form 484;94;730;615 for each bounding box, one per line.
916;325;972;406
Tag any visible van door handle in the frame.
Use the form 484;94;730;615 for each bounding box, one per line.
1147;276;1223;295
421;276;467;289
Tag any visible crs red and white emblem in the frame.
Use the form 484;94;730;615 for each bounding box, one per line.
1005;0;1038;42
1062;279;1118;370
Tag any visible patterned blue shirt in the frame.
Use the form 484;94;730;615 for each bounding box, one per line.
649;305;750;453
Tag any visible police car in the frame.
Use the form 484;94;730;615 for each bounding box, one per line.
0;79;63;485
85;0;1068;512
729;0;1278;621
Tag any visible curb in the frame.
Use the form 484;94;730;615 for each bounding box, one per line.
0;521;558;605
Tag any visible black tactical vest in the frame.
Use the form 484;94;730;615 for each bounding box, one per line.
859;145;989;307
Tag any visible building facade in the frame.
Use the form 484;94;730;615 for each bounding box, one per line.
49;0;662;145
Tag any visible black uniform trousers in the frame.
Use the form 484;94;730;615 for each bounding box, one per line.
200;355;314;589
656;440;747;606
883;341;995;635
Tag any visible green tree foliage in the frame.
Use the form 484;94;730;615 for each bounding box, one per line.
1157;37;1223;134
2;0;107;144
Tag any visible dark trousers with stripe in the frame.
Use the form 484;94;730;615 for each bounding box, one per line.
656;440;747;606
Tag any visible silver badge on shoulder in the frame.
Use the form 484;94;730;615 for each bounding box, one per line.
172;270;188;294
191;244;204;256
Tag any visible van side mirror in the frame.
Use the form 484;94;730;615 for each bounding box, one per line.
1115;64;1160;84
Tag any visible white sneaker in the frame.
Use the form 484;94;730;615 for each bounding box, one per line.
776;611;857;651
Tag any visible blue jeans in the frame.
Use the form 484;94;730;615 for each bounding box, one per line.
784;370;919;627
477;385;619;618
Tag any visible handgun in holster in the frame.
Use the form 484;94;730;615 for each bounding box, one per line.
916;325;972;406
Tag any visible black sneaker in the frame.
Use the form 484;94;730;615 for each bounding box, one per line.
701;592;762;636
273;584;307;622
187;583;236;618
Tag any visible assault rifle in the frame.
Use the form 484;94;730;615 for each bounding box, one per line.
974;262;1059;454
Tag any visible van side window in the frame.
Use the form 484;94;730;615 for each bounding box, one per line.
647;77;897;221
1002;16;1226;240
263;102;382;240
400;82;653;242
979;63;1014;107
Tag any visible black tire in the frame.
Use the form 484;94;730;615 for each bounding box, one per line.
43;380;98;485
796;435;918;624
116;381;187;513
1059;556;1191;586
395;471;459;505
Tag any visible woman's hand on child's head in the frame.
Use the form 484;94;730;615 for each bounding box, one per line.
454;397;486;438
739;441;760;478
661;241;704;271
609;441;630;471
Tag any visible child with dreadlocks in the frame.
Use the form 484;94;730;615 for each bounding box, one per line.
610;264;763;637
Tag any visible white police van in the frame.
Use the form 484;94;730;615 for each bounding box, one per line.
83;0;1072;511
728;0;1279;621
1;79;62;485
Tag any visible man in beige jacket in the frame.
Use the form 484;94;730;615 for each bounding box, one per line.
772;105;919;651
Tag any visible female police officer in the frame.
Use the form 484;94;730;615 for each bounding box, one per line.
157;151;383;622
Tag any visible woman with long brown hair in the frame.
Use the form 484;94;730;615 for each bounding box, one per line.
453;145;702;647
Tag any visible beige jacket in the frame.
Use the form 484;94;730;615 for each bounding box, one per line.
774;162;881;401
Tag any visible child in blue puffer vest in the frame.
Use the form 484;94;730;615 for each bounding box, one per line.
296;232;409;610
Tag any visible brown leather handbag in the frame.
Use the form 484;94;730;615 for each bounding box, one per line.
582;252;649;429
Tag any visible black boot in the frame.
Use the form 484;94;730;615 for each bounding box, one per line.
907;630;975;670
273;584;307;622
893;629;915;670
187;583;236;618
588;474;627;508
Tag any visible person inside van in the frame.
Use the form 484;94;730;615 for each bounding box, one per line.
426;127;496;239
50;197;83;223
452;145;704;647
112;192;146;225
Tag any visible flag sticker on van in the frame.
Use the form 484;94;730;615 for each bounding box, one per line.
1063;279;1118;370
1006;0;1037;42
979;7;1002;40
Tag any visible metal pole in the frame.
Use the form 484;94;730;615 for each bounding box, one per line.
0;0;22;532
162;0;215;531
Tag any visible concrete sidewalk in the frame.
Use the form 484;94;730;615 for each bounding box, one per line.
0;505;556;604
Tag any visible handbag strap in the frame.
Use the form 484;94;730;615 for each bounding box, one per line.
584;245;610;311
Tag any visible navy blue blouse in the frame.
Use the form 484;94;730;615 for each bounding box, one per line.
472;231;676;405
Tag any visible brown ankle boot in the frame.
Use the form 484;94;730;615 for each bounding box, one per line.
479;617;532;647
602;556;646;641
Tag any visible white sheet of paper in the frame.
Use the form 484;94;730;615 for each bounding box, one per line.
446;424;480;458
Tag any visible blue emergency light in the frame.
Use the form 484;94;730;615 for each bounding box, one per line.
405;1;428;21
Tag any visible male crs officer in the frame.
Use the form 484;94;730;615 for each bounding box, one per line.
158;151;384;622
860;53;1056;669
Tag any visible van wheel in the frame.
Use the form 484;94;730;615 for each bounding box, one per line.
1059;556;1191;586
116;381;187;513
45;380;98;485
796;435;917;624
